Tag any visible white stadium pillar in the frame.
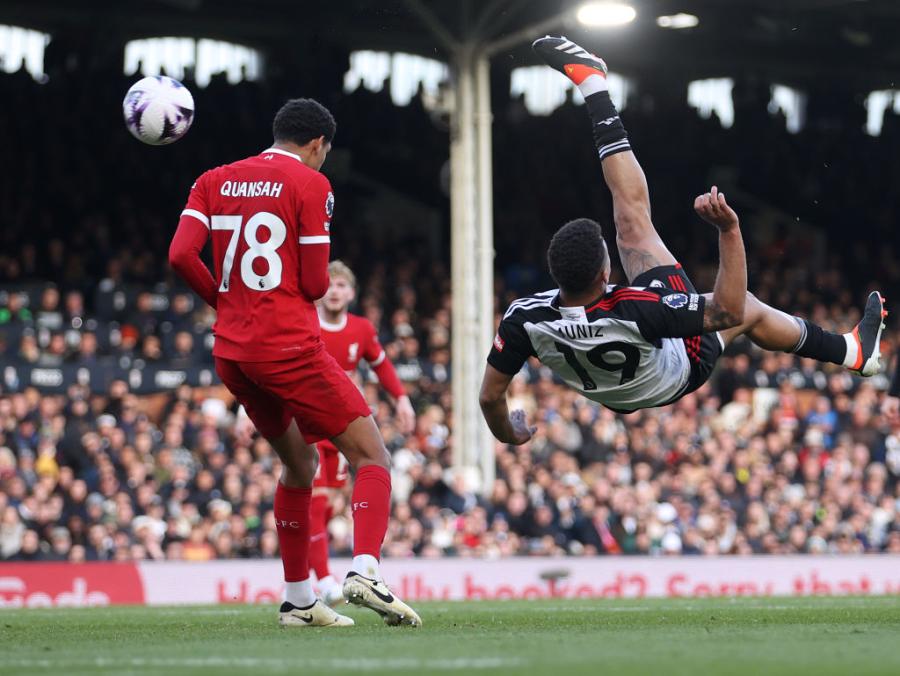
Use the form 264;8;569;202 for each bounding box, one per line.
449;46;495;494
405;0;568;494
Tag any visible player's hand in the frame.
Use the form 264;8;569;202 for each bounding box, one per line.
882;396;900;425
394;395;416;435
694;186;739;232
507;409;536;445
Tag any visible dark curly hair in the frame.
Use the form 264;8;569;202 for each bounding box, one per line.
272;98;336;146
547;218;609;294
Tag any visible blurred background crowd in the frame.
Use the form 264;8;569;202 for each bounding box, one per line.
1;45;899;563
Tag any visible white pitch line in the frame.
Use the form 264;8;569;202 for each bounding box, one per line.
2;656;525;671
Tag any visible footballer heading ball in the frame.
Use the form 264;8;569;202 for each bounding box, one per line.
123;75;194;145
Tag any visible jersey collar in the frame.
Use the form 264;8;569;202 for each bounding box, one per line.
319;314;348;332
553;284;618;312
262;147;304;164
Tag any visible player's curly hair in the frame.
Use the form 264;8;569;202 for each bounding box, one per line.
547;218;609;294
272;98;336;146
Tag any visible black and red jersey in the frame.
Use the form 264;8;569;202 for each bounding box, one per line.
488;284;706;411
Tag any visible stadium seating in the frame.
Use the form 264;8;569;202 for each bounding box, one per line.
0;62;898;563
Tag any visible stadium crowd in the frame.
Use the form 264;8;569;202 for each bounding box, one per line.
1;58;900;564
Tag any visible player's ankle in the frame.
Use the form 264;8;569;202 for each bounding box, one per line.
573;71;608;98
585;91;630;160
285;579;316;608
350;554;380;580
841;331;861;369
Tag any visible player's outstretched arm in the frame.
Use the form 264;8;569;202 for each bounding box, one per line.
694;186;746;332
479;365;536;445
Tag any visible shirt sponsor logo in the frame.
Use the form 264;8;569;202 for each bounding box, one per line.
220;180;283;198
662;293;689;309
493;334;505;352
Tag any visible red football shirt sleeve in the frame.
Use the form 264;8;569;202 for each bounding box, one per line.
169;174;218;308
363;321;405;399
297;173;333;301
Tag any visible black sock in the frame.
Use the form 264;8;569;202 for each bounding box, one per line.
790;318;847;365
585;91;631;160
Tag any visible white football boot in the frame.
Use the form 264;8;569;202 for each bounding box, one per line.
342;572;422;627
847;291;887;377
278;599;354;627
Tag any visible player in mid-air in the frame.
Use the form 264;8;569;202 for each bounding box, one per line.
169;98;421;627
479;36;887;443
311;260;416;606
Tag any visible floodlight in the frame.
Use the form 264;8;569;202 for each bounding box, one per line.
657;13;700;29
576;2;636;28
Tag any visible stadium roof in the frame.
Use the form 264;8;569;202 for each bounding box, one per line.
2;0;899;88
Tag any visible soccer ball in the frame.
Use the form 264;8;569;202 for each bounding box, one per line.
123;75;194;145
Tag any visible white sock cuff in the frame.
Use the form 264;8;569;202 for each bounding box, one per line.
842;332;859;369
577;74;609;98
351;554;380;580
285;578;316;608
598;139;631;160
790;317;807;353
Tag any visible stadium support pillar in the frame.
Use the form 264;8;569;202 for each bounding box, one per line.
406;0;568;495
449;46;496;495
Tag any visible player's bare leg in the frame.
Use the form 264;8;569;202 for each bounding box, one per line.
270;420;318;488
717;291;886;376
601;152;678;281
533;36;676;282
331;416;422;627
269;421;353;627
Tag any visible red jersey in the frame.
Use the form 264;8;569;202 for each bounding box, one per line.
178;148;334;361
320;313;386;372
319;312;405;399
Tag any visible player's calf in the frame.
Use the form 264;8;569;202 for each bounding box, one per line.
732;291;887;377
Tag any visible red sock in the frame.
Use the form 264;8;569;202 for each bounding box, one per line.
351;465;391;559
308;494;331;580
273;483;312;582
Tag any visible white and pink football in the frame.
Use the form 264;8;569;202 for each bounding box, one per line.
123;75;195;145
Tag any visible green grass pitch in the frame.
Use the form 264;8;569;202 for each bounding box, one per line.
2;597;899;675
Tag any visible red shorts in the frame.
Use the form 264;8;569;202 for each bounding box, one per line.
313;440;349;488
214;348;372;444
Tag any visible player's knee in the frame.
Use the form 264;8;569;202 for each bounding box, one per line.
741;292;761;322
354;445;390;471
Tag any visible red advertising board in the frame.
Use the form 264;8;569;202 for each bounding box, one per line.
0;563;145;608
2;556;899;608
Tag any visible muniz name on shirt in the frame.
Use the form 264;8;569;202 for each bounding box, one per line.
219;180;284;198
557;324;605;340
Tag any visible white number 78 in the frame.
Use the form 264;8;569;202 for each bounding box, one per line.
211;212;287;291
